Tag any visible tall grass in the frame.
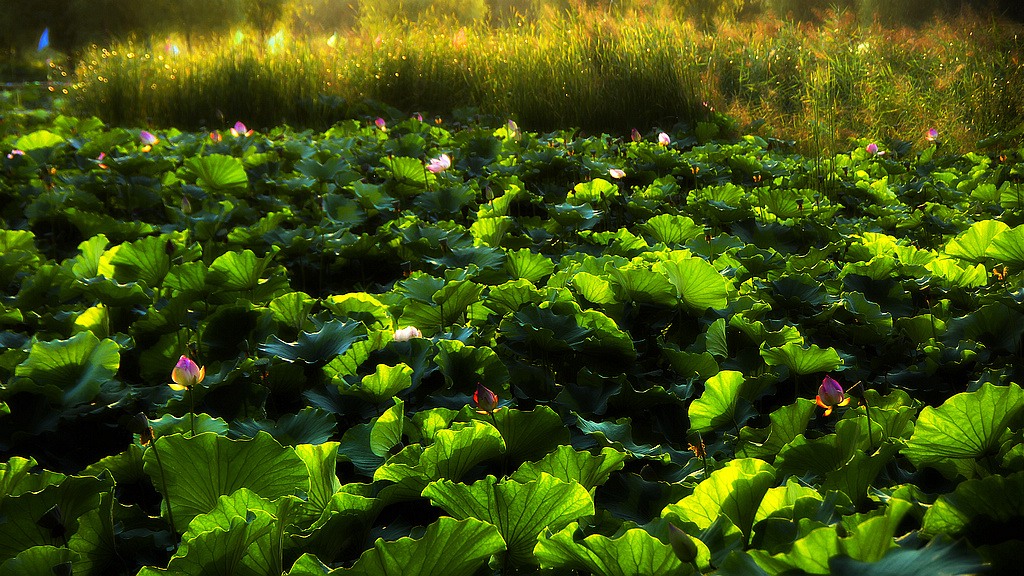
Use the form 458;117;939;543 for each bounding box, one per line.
63;6;1023;151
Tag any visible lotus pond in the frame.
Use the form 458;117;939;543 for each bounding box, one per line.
0;112;1022;575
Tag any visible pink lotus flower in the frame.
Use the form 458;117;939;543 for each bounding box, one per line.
230;122;253;138
97;152;108;170
816;375;851;416
926;128;938;141
474;383;499;415
658;132;671;146
508;119;520;138
6;149;24;159
209;131;222;143
608;168;626;179
393;326;422;341
413;112;423;122
427;154;451;173
140;131;158;148
866;142;879;155
375;117;387;131
170;355;205;391
631;128;641;143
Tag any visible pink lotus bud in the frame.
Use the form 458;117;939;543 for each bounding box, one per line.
474;383;499;414
170;355;205;391
6;149;24;159
926;128;938;141
413;112;423;122
608;168;626;179
375;117;386;130
866;142;878;155
815;375;850;416
658;132;671;146
140;131;158;146
231;121;253;137
631;128;641;142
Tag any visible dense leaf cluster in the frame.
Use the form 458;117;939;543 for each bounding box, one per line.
0;112;1022;574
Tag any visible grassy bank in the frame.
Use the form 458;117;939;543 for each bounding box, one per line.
58;6;1024;152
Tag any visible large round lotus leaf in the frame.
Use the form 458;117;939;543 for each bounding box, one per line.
142;432;310;530
903;382;1024;467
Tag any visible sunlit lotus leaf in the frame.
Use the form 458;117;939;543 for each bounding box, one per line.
328;517;504;576
142;432;309;530
689;370;746;433
903;382;1024;470
185;154;248;192
737;399;817;461
663;458;776;541
370;399;405;457
511;446;627;492
11;331;120;407
423;473;594;565
110;235;172;288
760;342;841;375
342;363;413;403
987;224;1024;268
435;339;509;391
535;522;696;576
207;249;274;292
505;248;555;283
945;220;1009;263
640;214;702;245
483;279;546;315
655;256;730;312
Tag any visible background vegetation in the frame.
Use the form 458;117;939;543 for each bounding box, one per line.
2;0;1023;152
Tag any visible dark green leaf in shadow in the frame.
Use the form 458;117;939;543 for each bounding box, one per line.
11;331;120;407
261;319;364;365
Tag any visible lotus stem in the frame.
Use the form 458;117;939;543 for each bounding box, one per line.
150;438;177;536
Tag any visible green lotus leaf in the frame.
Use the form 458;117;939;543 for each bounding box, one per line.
821;443;899;507
343;363;413;403
903;382;1024;470
290;491;377;564
655;256;730;312
164;262;208;295
232;407;338;446
435;340;510;391
511;446;627;491
0;457;65;501
470;216;513;247
423;473;594;565
0;474;112;563
505;248;555;283
609;266;678;306
328;517;504;576
748;525;838;574
66;487;117;575
945;219;1010;263
499;304;592;352
370;399;405;457
988;225;1024;268
295;154;348;182
0;546;76;576
828;539;983;576
640;214;702;245
323;332;392;380
462;405;571;465
15;129;64;151
661;346;719;380
11;331;120;407
535;522;696;576
208;249;275;292
110;235;172;289
576;416;668;461
569;178;618;206
261;319;364;365
483;279;546;315
689;370;746;433
944;303;1024;355
380;156;428;197
291;442;343;519
286;553;331;575
753;477;823;524
572;271;618;305
926;258;987;288
149;509;277;576
400;280;484;335
760;341;841;375
737;399;817;461
150;413;230;438
662;458;776;541
374;421;504;500
894;314;946;344
337;421;385;478
840;498;913;562
0;230;41;288
321;293;391;329
142;432;309;530
921;471;1024;539
185;153;249;192
269;291;316;331
578;308;637;362
842;292;892;332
